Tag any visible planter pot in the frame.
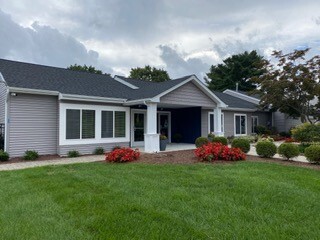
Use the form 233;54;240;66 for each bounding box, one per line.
160;139;168;151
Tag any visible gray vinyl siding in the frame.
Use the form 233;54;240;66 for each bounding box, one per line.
160;82;216;108
59;142;129;156
8;93;58;157
251;111;272;131
272;111;301;132
0;82;7;124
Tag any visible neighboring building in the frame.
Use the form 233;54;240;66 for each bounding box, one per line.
0;59;271;157
223;89;302;133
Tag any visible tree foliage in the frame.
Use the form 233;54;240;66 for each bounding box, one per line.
251;48;320;123
67;64;103;74
206;50;265;91
129;65;170;82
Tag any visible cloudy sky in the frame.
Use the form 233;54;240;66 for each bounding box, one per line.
0;0;319;79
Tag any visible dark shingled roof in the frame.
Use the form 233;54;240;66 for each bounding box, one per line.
0;58;259;110
0;58;192;101
213;91;259;109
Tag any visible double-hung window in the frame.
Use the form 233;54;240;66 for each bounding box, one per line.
235;114;247;135
208;112;224;133
101;111;126;138
66;109;95;139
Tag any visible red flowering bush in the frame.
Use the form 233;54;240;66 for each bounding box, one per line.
105;147;140;163
194;142;246;162
284;137;295;143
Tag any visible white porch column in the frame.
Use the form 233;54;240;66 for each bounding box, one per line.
214;107;223;136
144;102;160;152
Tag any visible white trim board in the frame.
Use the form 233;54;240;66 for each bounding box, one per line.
59;102;130;146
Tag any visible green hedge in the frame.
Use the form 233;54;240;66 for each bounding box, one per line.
291;123;320;142
278;143;300;160
23;150;39;160
231;138;250;153
256;141;277;158
212;136;228;146
195;137;209;148
305;145;320;163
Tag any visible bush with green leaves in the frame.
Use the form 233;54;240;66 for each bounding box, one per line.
93;147;104;155
195;137;209;148
212;136;228;146
68;150;80;158
304;145;320;163
291;123;320;142
278;143;300;160
231;138;250;153
23;150;39;160
0;150;9;161
256;141;277;158
255;125;268;134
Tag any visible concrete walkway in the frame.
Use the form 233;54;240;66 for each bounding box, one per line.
0;155;104;171
247;142;308;163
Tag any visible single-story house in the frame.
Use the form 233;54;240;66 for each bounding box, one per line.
0;59;271;157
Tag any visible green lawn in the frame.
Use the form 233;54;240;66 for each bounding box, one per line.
0;162;319;239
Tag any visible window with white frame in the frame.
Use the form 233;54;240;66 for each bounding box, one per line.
208;112;224;133
101;111;113;138
66;109;95;139
235;114;247;135
251;116;258;133
101;110;126;138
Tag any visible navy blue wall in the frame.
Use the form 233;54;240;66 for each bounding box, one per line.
171;107;201;144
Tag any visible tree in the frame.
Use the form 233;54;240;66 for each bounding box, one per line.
67;64;103;74
251;48;320;123
206;50;265;91
129;65;170;82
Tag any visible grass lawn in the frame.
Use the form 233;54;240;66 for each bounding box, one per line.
0;161;319;239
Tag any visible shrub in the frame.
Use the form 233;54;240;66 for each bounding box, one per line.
278;143;300;160
67;150;80;158
160;134;167;140
93;147;104;155
207;133;215;141
0;150;9;161
194;142;246;161
256;141;277;158
23;150;39;160
105;147;140;163
195;137;209;148
255;125;267;134
279;131;291;137
237;135;258;143
212;136;228;146
231;138;250;153
112;145;122;151
305;145;320;163
291;123;320;142
258;136;274;142
172;133;182;143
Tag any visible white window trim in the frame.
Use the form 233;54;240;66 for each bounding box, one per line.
59;103;130;146
251;116;259;133
234;114;247;136
208;112;224;134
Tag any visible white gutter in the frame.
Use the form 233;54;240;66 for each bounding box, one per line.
59;93;126;104
123;98;158;106
8;87;59;96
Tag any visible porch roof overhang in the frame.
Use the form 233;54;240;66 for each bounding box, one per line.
123;75;228;108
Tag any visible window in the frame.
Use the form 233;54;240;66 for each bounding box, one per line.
66;109;80;139
115;111;126;137
208;112;224;133
235;114;247;135
82;110;95;139
66;109;95;139
101;111;113;138
251;116;258;133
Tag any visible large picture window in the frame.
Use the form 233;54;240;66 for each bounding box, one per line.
235;114;247;135
208;112;224;133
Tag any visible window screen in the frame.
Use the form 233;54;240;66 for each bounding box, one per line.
101;111;113;138
66;109;80;139
115;111;126;137
82;110;95;139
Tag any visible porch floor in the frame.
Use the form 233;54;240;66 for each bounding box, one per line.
138;143;196;153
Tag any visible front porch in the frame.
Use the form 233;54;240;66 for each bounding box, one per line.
137;143;196;153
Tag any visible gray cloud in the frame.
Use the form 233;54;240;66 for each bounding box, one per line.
0;9;105;70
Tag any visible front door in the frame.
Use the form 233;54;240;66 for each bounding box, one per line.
158;113;170;141
132;112;145;146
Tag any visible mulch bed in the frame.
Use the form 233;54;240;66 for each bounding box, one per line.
1;149;319;171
